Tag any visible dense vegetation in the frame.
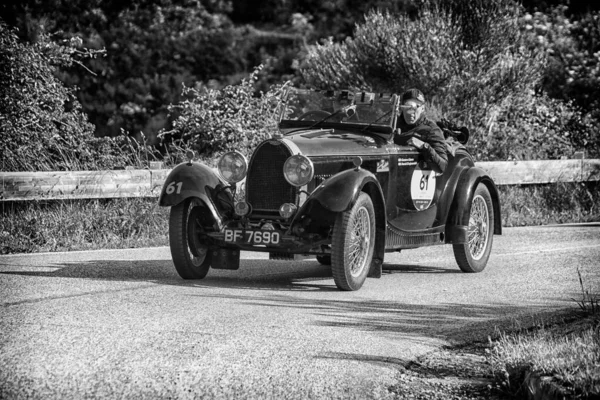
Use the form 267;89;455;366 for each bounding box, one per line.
1;0;599;165
302;3;599;161
1;0;599;256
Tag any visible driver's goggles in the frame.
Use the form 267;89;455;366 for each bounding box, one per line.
400;104;423;111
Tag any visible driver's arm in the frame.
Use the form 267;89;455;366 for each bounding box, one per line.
408;129;448;174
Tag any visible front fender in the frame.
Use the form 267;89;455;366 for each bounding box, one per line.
158;162;234;229
445;167;502;242
296;168;386;278
305;168;381;213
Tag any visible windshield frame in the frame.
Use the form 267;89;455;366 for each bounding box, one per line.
278;88;400;138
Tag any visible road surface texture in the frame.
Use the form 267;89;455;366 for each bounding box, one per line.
1;225;599;399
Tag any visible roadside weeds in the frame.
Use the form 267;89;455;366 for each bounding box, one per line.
388;309;600;400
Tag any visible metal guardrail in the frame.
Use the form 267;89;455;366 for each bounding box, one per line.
1;159;599;201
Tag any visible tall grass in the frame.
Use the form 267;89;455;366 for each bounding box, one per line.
489;265;600;398
1;181;598;255
490;319;600;398
1;198;169;254
499;181;600;227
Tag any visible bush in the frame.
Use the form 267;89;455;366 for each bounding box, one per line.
520;7;600;158
160;67;287;162
0;21;141;172
20;1;246;144
300;1;596;161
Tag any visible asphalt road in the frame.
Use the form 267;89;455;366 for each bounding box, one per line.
1;225;599;399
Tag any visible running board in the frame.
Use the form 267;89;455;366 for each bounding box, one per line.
385;224;445;250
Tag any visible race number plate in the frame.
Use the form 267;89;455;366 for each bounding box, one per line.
224;229;281;245
410;166;436;210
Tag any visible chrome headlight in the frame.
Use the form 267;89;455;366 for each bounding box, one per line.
283;154;314;187
217;151;248;183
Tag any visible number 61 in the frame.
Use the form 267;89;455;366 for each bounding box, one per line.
166;181;183;194
419;173;430;190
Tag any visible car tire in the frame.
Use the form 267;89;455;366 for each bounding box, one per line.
169;198;212;279
316;255;331;266
453;183;494;273
331;192;375;291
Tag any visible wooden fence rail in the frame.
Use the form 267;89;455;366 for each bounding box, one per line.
1;159;599;201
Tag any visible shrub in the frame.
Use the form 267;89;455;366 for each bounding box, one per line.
160;66;287;162
0;21;140;172
519;7;600;158
48;1;244;143
300;1;595;161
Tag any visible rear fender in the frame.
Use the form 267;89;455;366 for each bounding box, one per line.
445;167;502;243
158;162;234;230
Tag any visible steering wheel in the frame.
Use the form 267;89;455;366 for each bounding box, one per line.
297;110;331;121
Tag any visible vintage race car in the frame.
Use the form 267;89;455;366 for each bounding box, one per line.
159;88;501;291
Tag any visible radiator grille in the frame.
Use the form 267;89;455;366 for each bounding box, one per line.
246;142;297;212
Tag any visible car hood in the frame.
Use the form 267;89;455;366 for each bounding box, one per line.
281;128;397;159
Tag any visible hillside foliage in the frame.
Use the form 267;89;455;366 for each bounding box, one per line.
160;67;287;162
0;0;599;168
0;22;142;172
301;1;598;160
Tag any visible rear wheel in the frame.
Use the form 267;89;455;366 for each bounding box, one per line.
331;193;375;291
453;183;494;273
169;198;212;279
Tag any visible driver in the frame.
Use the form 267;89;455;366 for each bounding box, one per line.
394;89;448;174
332;93;355;118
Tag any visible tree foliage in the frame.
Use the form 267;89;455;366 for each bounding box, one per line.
1;0;599;163
161;67;287;162
528;6;600;118
0;21;137;171
300;1;598;160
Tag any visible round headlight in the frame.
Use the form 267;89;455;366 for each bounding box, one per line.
217;151;248;183
283;155;314;187
234;201;251;217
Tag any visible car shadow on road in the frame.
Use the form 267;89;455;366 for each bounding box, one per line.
0;258;460;291
192;290;549;346
383;263;461;274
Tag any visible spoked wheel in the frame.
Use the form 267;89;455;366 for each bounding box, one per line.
169;198;212;279
453;183;494;273
331;193;375;291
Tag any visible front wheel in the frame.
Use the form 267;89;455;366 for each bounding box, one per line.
453;183;494;273
331;192;376;291
169;198;212;279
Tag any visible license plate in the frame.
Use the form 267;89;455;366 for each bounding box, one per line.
224;229;281;245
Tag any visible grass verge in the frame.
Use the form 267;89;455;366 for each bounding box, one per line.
1;198;169;254
388;310;599;400
489;315;599;399
488;268;600;399
3;181;598;255
386;268;600;399
499;181;600;227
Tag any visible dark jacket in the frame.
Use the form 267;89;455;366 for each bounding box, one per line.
394;114;448;173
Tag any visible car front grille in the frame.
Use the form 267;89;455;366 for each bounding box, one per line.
246;141;297;213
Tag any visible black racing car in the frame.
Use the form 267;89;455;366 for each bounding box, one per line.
159;88;501;291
